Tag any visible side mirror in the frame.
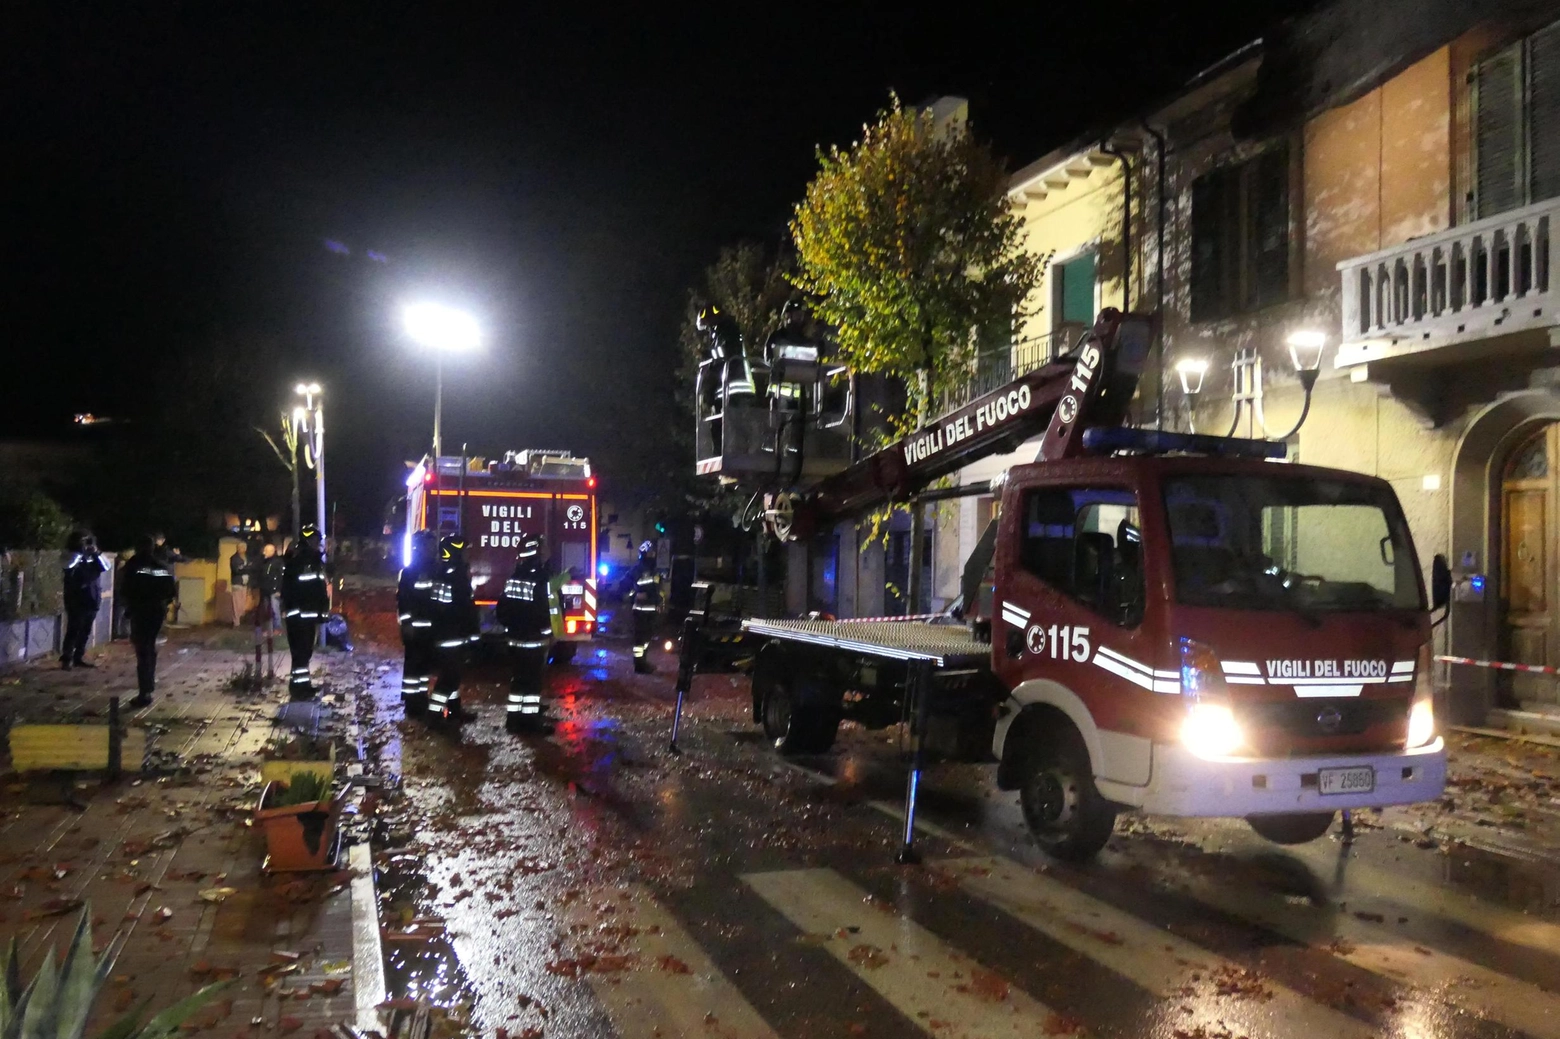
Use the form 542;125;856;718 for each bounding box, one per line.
1431;553;1451;611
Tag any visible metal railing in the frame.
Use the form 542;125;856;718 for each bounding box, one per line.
1338;196;1558;364
935;330;1067;415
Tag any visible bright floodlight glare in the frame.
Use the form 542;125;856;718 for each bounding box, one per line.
1286;329;1327;372
1181;703;1243;758
1175;357;1208;396
403;302;481;353
307;382;322;394
295;383;308;395
291;406;308;428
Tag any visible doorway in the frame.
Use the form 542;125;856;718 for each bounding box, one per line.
1500;423;1560;706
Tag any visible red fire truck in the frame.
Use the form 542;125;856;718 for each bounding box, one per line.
405;450;599;662
679;310;1449;862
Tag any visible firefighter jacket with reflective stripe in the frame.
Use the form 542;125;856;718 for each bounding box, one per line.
63;552;109;609
497;564;551;641
396;559;439;642
121;553;177;617
631;564;661;614
280;548;330;620
431;557;478;643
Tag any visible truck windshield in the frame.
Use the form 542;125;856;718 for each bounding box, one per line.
1163;475;1422;612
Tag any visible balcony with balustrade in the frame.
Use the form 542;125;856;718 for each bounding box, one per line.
1336;197;1558;368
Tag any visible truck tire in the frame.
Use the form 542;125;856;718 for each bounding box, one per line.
762;674;840;755
1018;727;1116;861
1246;812;1336;845
548;642;577;666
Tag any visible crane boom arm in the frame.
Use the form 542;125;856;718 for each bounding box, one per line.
799;309;1154;526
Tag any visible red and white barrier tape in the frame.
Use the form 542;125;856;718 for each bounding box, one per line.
1436;654;1560;677
833;612;948;624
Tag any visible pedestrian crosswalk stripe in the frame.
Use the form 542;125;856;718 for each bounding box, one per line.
743;867;1064;1038
561;885;780;1039
1161;858;1560;1038
941;856;1375;1039
1276;837;1560;961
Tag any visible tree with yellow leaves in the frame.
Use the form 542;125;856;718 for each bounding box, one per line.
791;96;1042;429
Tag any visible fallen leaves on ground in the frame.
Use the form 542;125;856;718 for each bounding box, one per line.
846;944;889;969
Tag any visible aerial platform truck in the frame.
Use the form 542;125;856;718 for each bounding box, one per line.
673;309;1449;862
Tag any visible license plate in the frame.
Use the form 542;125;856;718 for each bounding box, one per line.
1318;765;1375;796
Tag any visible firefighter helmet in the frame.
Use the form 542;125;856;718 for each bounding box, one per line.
516;534;544;561
439;533;468;561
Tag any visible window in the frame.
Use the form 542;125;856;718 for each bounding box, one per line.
1019;487;1144;624
1053;250;1097;348
1473;20;1560;219
1190;146;1291;321
1162;475;1422;612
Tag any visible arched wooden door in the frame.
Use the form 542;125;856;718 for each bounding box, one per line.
1501;424;1560;706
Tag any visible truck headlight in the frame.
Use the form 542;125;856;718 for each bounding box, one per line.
1407;643;1436;748
1182;703;1243;758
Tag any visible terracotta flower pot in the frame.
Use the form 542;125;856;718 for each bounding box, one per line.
256;780;343;872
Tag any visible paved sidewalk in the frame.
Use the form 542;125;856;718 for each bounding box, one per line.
0;628;377;1037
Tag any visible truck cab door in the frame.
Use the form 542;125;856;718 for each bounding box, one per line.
994;479;1162;750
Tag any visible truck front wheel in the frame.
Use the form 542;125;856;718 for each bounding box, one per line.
1018;729;1116;861
1246;811;1336;845
762;675;839;755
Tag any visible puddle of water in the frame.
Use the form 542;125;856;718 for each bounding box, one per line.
1441;839;1560;915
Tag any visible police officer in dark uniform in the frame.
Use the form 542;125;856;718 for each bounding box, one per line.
498;534;553;728
630;541;661;674
121;536;177;707
280;524;330;701
60;531;109;669
427;532;478;720
396;530;440;707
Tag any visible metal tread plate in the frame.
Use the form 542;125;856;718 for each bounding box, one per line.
741;619;989;665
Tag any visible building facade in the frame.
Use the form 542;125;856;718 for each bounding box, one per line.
975;0;1560;721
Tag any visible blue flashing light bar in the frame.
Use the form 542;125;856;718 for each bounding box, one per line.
1081;427;1289;460
597;562;611;578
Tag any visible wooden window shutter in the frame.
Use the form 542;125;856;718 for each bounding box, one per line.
1530;21;1560;205
1475;43;1524;218
1250;145;1291;309
1190;169;1233;321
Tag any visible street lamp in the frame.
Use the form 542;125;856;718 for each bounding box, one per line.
402;302;481;465
1181;331;1327;442
1174;359;1208;433
294;382;328;645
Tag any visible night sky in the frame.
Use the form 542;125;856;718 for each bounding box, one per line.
3;2;1312;533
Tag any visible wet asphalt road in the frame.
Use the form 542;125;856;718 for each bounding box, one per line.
352;628;1560;1039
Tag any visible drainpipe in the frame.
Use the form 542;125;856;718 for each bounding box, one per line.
1139;119;1168;430
1099;142;1132;313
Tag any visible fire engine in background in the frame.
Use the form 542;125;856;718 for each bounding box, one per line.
405;449;599;664
679;309;1449;863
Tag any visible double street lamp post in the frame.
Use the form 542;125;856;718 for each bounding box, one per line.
293;382;326;645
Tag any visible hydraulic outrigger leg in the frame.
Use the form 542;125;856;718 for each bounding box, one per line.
668;614;701;754
896;660;935;864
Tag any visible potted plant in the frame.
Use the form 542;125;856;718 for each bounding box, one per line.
255;770;343;872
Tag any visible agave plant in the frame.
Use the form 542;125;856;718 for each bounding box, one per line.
0;906;230;1039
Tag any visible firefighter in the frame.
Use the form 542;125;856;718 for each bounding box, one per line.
697;304;755;405
427;532;478;720
60;531;109;669
396;530;440;707
497;534;552;727
764;298;816;408
280;524;330;701
121;536;177;707
630;540;661;674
